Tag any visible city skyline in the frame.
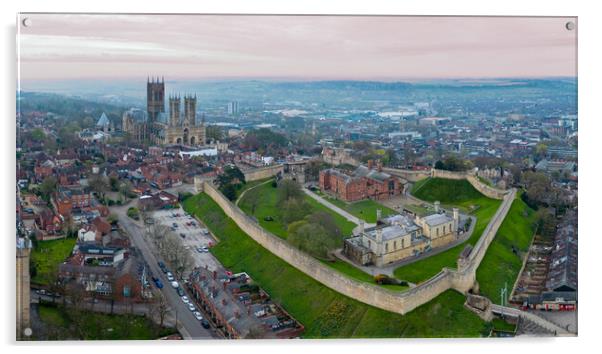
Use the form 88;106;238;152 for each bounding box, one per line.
18;14;577;81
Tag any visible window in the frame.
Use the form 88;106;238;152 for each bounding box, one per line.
385;243;389;252
443;225;446;234
368;240;371;249
436;228;439;237
394;241;397;250
401;239;405;248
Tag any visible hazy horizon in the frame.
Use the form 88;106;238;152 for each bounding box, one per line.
18;14;577;83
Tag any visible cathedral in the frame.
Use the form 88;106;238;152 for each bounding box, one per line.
122;77;206;146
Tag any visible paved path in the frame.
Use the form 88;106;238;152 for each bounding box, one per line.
235;179;272;206
302;188;376;232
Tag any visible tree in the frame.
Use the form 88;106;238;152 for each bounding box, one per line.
277;179;303;204
206;125;224;142
287;220;338;260
118;180;133;200
280;198;311;225
221;183;238;201
39;176;58;201
148;291;170;328
88;174;110;203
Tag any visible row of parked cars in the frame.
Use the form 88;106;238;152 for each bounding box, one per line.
155;260;210;329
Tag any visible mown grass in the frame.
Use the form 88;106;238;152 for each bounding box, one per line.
37;302;175;340
318;194;398;223
239;182;356;239
31;237;77;285
394;178;501;283
184;193;490;338
476;195;536;301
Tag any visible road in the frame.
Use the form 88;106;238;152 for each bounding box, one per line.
112;203;218;340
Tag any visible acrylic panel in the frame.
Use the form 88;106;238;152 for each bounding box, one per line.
16;13;577;341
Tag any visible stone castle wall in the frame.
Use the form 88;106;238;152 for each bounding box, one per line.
198;179;516;315
382;168;431;182
243;165;284;182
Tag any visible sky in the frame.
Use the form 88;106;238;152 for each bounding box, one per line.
18;14;577;81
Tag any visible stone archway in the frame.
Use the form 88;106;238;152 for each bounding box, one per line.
176;137;182;144
190;136;196;145
183;128;189;145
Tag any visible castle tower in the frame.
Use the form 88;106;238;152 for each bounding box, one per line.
184;95;196;127
16;238;32;340
169;95;181;127
147;76;165;125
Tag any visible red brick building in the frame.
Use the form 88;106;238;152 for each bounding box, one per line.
319;162;401;202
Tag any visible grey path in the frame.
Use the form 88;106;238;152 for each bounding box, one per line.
111;204;219;340
302;188;376;232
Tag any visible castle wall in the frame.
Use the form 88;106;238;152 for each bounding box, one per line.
16;247;31;340
243;165;284;182
194;174;515;316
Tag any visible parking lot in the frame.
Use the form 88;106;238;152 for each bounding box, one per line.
153;207;222;272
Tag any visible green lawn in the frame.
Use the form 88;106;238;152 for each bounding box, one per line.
37;302;176;340
393;178;501;283
31;238;77;285
235;177;273;203
491;318;517;333
238;182;356;239
319;195;398;223
476;196;536;301
184;193;491;338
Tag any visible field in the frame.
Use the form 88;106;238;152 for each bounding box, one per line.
476;196;537;301
393;178;501;283
315;191;398;223
31;237;77;285
184;193;491;338
238;182;356;239
37;302;175;340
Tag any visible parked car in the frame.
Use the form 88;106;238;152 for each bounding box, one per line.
196;247;203;253
171;281;179;289
201;246;209;253
166;272;174;281
181;296;190;304
201;319;210;329
177;287;185;296
172;222;178;228
152;276;164;289
158;261;166;269
179;233;186;239
188;303;196;312
193;311;203;321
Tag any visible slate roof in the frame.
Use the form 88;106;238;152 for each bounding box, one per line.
97;112;110;127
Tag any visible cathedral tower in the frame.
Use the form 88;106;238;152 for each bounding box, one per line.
147;76;165;124
184;94;196;126
169;95;181;127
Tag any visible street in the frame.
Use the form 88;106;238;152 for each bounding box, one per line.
112;202;218;340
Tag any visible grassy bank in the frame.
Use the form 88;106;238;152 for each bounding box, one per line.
37;302;175;340
393;178;501;283
31;237;77;285
184;193;490;338
476;196;536;301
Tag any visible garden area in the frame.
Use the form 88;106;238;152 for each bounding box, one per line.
30;237;76;285
314;190;397;223
36;302;176;340
183;192;494;338
393;178;502;283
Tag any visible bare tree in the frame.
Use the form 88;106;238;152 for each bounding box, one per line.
148;291;170;327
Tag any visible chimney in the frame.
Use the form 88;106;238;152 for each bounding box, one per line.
434;201;440;213
376;228;383;243
453;208;459;233
368;159;374;170
376;160;383;172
